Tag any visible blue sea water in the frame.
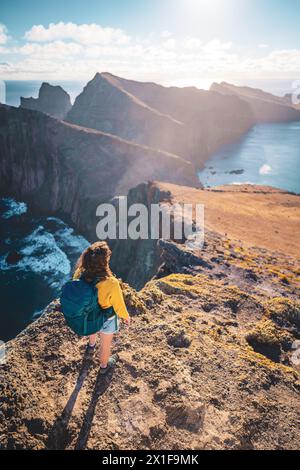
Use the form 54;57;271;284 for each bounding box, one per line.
0;198;89;341
199;122;300;194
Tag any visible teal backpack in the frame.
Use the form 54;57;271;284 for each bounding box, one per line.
60;277;116;336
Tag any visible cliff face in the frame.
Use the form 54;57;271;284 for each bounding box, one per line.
0;182;299;450
210;82;300;123
66;73;189;160
20;82;72;120
109;183;171;289
66;73;255;168
0;105;199;240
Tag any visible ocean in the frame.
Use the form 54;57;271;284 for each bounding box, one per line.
198;122;300;194
0;198;89;341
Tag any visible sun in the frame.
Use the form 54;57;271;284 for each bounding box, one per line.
185;0;222;9
177;0;229;27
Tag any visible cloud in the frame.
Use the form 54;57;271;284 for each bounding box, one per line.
2;22;300;82
162;38;177;50
161;31;172;39
0;46;10;54
262;49;300;72
0;24;9;45
203;39;233;52
19;41;83;59
258;44;269;49
24;22;130;46
183;37;203;50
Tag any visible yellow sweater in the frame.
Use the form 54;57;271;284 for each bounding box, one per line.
73;270;129;320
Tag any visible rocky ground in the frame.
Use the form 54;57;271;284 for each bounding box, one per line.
110;182;300;293
1;212;299;449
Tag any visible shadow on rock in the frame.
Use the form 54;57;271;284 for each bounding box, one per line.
46;350;93;450
74;367;115;450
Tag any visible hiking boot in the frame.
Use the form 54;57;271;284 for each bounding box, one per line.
99;355;117;375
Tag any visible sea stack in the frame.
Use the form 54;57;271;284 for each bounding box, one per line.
20;82;72;120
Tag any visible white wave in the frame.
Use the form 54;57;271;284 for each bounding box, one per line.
259;164;272;175
47;216;66;223
0;226;71;280
0;209;89;295
45;217;89;254
54;226;89;254
20;226;71;275
0;254;11;271
1;198;27;219
32;309;44;319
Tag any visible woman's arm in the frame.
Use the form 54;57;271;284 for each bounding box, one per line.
110;279;130;322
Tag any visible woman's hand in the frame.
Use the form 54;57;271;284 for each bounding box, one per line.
123;316;131;327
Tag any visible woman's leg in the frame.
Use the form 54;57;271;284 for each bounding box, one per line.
88;333;97;347
99;333;114;368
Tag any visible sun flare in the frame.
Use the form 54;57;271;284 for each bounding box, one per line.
185;0;223;12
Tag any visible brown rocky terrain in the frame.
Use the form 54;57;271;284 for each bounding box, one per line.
20;82;72;120
210;82;300;122
110;182;300;291
156;182;300;258
0;105;198;239
0;182;299;450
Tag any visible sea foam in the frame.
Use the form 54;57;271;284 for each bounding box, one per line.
1;198;27;219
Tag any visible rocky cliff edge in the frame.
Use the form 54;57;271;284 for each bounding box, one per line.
0;183;299;450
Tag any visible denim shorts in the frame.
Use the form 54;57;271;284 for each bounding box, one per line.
100;315;119;334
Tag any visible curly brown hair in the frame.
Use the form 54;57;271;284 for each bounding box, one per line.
75;241;112;283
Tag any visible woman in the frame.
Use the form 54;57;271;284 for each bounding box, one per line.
74;241;130;374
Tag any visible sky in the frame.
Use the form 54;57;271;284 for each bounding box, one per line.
0;0;300;85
